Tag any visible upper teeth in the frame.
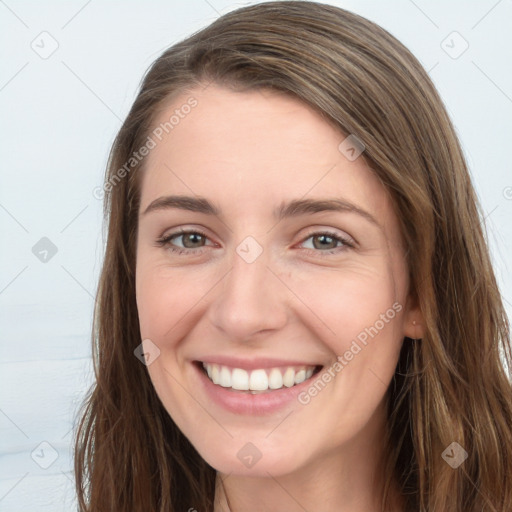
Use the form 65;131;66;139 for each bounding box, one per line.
202;363;316;392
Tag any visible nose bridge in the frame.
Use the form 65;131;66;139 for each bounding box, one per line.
208;241;288;340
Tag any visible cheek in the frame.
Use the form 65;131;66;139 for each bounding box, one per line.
290;264;404;410
136;262;204;342
291;262;403;347
135;266;203;428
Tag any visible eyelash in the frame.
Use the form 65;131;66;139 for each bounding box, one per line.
155;228;355;257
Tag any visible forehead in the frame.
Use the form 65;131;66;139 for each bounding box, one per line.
139;84;392;225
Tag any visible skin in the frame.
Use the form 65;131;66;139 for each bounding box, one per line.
135;84;424;512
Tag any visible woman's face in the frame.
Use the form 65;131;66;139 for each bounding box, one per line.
135;84;422;477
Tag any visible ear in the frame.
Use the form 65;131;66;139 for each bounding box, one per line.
402;292;425;340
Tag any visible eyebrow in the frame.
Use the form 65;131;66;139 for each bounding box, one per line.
141;195;380;228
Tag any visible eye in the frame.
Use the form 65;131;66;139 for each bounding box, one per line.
155;228;212;255
155;228;355;256
298;230;355;256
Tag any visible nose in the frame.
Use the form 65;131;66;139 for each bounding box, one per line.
206;246;289;343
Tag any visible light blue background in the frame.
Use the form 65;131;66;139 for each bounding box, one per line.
1;0;511;510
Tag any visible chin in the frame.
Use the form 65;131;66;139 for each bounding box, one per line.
196;438;307;478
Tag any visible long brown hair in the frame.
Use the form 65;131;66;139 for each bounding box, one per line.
74;2;512;510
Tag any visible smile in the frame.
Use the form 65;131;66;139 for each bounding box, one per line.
200;362;321;393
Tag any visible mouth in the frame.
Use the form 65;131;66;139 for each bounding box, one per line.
195;361;323;394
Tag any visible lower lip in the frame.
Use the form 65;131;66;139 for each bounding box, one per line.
193;362;321;415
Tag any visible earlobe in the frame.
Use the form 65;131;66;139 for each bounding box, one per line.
409;319;424;341
403;296;425;340
404;313;425;341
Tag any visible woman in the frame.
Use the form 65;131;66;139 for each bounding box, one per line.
74;2;512;511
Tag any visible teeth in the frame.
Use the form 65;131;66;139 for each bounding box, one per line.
211;364;220;385
201;362;317;392
231;368;249;390
249;369;268;391
268;368;283;389
294;369;306;384
283;367;295;387
219;366;232;388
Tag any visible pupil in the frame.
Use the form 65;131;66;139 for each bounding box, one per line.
185;233;203;248
314;235;335;250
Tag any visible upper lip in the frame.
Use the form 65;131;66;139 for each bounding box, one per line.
196;356;323;371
